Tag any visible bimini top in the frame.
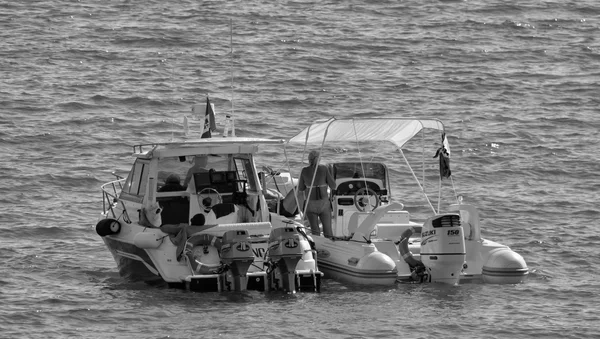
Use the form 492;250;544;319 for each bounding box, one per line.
286;118;444;149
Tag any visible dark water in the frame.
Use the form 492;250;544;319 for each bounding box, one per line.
1;1;599;338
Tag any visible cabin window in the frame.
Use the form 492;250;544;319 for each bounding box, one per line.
121;159;149;198
156;156;190;191
233;156;258;192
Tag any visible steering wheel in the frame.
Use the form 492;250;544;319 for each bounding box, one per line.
197;187;223;209
354;187;380;212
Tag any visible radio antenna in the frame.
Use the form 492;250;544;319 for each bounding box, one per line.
230;18;234;117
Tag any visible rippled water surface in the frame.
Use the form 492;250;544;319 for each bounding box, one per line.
1;1;599;338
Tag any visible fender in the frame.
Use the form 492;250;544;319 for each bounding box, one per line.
95;218;121;237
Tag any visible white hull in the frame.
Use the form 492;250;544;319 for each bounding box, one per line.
313;236;398;285
280;118;529;286
290;204;528;285
96;137;324;293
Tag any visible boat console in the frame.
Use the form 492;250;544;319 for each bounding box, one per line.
328;162;392;238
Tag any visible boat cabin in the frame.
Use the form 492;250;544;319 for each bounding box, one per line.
117;139;281;227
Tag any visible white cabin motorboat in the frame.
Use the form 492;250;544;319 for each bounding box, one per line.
95;103;322;293
277;118;528;285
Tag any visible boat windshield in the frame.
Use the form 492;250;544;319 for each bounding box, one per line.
331;162;387;186
157;154;258;193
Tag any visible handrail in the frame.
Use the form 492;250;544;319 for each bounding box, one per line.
101;179;131;223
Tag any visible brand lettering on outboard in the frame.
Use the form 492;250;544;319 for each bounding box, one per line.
422;230;436;237
447;229;460;236
236;242;250;251
284;239;298;248
252;247;266;257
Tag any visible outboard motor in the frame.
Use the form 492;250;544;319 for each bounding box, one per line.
420;214;466;284
267;226;304;292
220;230;255;291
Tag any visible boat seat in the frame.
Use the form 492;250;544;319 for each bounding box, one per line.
347;212;373;235
211;203;236;219
158;196;190;225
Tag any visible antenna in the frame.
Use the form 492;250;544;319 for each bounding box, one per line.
170;118;174;141
230;18;234;117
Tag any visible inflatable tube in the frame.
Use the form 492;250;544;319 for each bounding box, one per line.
185;234;223;274
95;219;121;237
482;248;529;284
397;226;423;268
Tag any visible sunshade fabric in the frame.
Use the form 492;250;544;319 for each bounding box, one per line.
287;118;445;149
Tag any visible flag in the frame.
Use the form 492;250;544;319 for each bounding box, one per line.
433;132;451;179
202;96;217;138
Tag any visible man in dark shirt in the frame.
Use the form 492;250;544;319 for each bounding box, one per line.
159;173;185;192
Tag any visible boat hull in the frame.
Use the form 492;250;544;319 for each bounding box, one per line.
103;236;165;284
97;217;325;292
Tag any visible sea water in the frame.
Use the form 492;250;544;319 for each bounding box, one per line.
1;1;599;338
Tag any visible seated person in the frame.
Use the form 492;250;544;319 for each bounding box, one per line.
183;155;208;187
159;173;185;192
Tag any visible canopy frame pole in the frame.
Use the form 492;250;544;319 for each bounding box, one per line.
352;120;371;200
400;149;437;214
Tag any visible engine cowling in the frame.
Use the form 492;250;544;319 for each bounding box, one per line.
420;214;465;284
220;229;255;277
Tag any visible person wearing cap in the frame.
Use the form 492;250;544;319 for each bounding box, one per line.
159;173;185;192
297;150;336;237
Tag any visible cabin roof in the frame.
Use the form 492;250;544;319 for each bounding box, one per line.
131;137;285;158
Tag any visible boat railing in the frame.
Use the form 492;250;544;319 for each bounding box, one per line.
101;179;130;223
132;144;158;154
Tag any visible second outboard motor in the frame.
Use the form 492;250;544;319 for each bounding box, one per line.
220;230;255;291
267;226;304;292
420;214;466;284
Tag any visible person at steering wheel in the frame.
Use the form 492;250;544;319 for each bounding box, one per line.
298;150;336;238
